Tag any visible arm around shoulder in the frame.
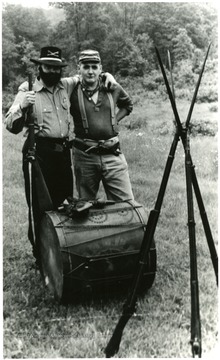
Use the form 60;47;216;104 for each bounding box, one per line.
4;82;28;134
116;83;133;116
61;75;80;98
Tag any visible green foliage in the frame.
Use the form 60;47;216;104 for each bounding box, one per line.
2;4;50;88
142;70;164;91
175;60;196;88
209;103;218;112
102;31;149;76
2;18;20;87
2;72;33;115
2;1;218;102
3;4;50;47
196;86;218;103
173;28;194;62
189;119;218;136
2;92;16;115
165;53;218;104
126;115;147;130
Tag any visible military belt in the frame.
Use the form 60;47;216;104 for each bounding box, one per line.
36;137;72;152
73;136;121;155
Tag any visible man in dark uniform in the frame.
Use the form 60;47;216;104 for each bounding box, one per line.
70;50;134;201
5;46;116;265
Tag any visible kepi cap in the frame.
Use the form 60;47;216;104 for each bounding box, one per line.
30;46;67;67
79;50;101;63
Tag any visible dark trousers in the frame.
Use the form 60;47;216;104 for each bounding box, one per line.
22;138;73;259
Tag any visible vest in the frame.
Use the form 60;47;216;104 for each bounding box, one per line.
77;84;116;135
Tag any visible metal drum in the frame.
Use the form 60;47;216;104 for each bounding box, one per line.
39;200;156;301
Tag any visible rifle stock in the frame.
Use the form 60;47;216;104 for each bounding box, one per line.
105;312;132;358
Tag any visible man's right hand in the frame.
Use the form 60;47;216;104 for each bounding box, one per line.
20;91;36;110
102;72;117;90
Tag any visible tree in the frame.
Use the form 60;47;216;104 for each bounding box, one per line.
173;28;194;63
2;18;19;88
3;4;50;49
2;1;218;90
102;30;147;77
135;34;155;73
2;4;52;89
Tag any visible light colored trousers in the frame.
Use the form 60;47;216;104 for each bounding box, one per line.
73;148;134;201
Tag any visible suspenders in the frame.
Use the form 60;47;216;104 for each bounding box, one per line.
107;92;116;130
77;84;116;134
33;85;44;132
77;85;89;134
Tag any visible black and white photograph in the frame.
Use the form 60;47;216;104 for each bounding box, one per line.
2;0;218;358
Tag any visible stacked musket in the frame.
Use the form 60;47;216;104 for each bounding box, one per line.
104;45;218;359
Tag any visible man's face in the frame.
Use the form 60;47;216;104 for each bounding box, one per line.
39;64;62;87
79;62;102;86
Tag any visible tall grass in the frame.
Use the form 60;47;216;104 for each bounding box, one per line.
2;98;218;358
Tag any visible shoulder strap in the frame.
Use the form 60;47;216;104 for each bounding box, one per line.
77;85;116;133
106;92;116;128
33;84;43;132
77;84;89;134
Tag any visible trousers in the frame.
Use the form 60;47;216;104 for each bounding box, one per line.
74;147;134;201
22;137;73;259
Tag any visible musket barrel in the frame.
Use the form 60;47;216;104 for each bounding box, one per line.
28;73;35;154
185;44;211;128
167;50;176;102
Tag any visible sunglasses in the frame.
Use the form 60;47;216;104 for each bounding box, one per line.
82;64;99;70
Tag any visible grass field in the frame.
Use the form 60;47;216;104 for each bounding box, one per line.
2;97;218;358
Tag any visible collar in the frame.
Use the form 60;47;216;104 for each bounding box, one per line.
81;79;101;97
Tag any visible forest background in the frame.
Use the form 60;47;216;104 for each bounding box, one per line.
2;1;218;117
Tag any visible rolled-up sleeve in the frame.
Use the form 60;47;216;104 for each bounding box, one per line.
61;76;80;98
4;82;28;134
116;85;133;114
